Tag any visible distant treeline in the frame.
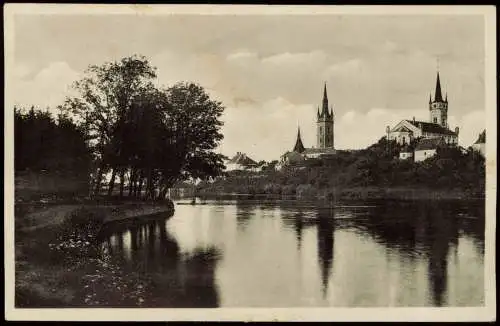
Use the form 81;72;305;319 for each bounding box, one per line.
14;107;91;174
197;137;485;199
14;55;226;201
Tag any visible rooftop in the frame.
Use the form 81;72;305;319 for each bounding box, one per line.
474;130;486;144
227;152;258;166
302;147;337;155
406;120;457;136
415;137;447;151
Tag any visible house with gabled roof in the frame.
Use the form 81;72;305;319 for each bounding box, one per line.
225;152;258;171
414;137;447;162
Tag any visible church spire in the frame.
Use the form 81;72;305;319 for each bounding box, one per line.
293;126;305;153
321;82;329;116
434;71;443;102
429;93;432;104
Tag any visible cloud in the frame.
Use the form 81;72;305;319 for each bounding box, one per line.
449;110;486;147
150;50;233;107
261;50;327;67
217;97;315;161
226;50;258;62
325;58;362;76
9;61;81;112
13;63;31;79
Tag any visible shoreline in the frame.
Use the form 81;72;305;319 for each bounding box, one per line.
14;199;175;308
195;186;485;202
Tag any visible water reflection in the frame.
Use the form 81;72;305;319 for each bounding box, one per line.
99;199;484;307
100;218;221;307
316;209;335;298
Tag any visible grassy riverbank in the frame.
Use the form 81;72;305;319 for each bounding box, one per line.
14;198;174;307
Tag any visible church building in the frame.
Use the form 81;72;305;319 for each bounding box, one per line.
387;71;459;146
280;84;336;167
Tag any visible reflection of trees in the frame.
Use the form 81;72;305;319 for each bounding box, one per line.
177;247;221;307
99;218;221;307
358;201;470;307
293;211;304;250
235;201;254;231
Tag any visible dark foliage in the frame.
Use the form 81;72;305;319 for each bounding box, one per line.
14;106;91;174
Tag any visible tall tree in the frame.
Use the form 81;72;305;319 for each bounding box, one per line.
59;55;157;195
155;82;226;198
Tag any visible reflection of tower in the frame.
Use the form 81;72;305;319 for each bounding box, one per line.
316;208;335;299
424;204;457;307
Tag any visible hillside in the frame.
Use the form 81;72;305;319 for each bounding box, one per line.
197;137;485;200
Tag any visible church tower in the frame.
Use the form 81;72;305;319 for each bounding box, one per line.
317;83;334;149
429;71;448;128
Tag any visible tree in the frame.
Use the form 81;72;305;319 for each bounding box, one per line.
155;82;226;198
59;55;157;196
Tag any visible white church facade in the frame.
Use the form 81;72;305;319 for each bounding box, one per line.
387;72;459;147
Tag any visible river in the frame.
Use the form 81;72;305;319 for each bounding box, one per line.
98;198;484;307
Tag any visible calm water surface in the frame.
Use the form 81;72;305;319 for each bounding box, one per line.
99;199;484;307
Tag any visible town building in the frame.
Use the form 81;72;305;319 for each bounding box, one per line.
471;130;486;157
399;144;414;160
387;71;459;146
414;137;447;162
225;152;259;171
279;84;337;167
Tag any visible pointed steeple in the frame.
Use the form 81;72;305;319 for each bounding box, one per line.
293;126;306;153
434;71;443;102
445;92;448;102
321;82;329;116
429;93;432;104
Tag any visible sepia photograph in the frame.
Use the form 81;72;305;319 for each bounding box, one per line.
4;4;496;322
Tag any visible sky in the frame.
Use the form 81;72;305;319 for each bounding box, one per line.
9;11;486;161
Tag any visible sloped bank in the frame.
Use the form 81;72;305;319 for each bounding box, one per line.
15;199;175;307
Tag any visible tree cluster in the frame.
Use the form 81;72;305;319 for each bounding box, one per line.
15;55;226;201
57;55;225;200
14;106;91;174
